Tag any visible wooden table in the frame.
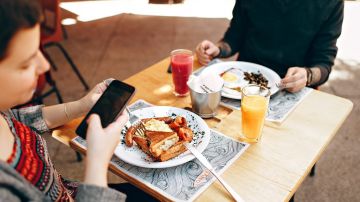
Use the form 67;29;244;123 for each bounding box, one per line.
53;57;353;202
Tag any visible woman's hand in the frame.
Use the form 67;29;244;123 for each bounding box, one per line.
84;112;129;187
42;78;115;129
281;67;307;93
195;40;220;65
80;78;114;113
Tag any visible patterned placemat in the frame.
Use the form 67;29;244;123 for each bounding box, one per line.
193;60;313;123
220;88;313;123
71;99;249;201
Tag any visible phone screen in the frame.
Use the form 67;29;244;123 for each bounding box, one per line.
76;80;135;139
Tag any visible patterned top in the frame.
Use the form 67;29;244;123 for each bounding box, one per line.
2;105;78;201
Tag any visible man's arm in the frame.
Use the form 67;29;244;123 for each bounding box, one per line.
306;1;344;87
217;0;246;58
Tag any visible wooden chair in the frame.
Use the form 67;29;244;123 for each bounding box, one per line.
40;0;89;91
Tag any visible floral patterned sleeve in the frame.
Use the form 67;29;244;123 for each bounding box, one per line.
9;105;49;133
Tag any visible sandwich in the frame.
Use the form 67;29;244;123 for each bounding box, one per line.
125;116;193;162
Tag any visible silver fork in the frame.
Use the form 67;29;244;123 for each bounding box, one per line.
276;82;285;90
125;107;146;136
276;82;296;90
200;84;214;93
126;107;140;124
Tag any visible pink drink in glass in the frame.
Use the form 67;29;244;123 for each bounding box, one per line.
171;49;193;96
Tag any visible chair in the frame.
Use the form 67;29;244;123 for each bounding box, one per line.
33;72;63;105
40;0;89;90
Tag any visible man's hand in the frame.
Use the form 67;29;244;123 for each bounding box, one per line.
281;67;307;93
195;40;220;65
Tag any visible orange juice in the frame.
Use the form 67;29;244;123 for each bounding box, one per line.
240;85;270;143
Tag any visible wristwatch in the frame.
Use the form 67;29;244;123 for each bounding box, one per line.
305;68;313;86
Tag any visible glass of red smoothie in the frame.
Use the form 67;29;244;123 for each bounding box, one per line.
170;49;193;96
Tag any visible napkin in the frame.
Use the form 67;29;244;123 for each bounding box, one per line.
188;72;224;93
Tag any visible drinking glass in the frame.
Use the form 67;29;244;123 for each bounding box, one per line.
171;49;193;96
240;84;270;143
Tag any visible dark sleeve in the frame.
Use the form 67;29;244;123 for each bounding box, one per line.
306;0;344;86
220;0;246;56
75;184;126;202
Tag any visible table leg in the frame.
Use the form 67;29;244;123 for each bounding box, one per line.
290;194;295;202
310;163;316;177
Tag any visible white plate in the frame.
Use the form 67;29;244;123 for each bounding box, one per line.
114;106;210;168
200;61;281;99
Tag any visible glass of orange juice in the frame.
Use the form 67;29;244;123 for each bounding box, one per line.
240;84;270;143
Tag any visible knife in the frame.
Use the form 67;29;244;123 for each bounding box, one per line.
184;143;245;202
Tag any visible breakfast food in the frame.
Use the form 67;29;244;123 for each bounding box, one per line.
125;116;193;162
243;71;269;89
221;71;238;83
220;68;270;91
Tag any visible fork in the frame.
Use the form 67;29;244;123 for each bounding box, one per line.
200;84;214;93
276;82;285;90
125;107;146;136
125;107;140;124
276;82;296;90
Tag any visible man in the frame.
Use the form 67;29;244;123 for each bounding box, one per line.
196;0;344;92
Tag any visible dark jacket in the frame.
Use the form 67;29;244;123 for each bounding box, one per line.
222;0;344;85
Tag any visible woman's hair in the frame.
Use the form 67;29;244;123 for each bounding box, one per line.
0;0;42;60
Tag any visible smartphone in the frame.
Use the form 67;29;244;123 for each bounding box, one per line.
76;80;136;139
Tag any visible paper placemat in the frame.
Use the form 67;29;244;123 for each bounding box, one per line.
220;88;313;122
193;60;313;123
71;99;249;201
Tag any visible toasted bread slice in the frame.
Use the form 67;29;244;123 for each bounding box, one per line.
132;136;151;156
129;116;193;162
141;117;173;124
158;141;187;162
146;131;179;158
146;131;177;144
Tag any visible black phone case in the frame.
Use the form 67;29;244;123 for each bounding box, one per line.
76;80;135;139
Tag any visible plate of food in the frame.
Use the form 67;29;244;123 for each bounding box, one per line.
200;61;281;99
115;106;210;168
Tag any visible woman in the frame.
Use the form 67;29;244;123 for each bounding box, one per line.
0;0;154;201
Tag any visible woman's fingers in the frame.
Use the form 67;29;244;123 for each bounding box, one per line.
104;78;115;86
96;78;114;93
105;111;129;135
86;114;102;133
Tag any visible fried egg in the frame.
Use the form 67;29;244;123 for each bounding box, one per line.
144;119;172;132
221;71;242;88
222;72;238;82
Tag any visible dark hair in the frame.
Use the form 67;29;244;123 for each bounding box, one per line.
0;0;42;60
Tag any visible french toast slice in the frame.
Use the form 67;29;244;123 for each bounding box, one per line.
157;141;187;162
146;131;179;158
132;136;151;156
